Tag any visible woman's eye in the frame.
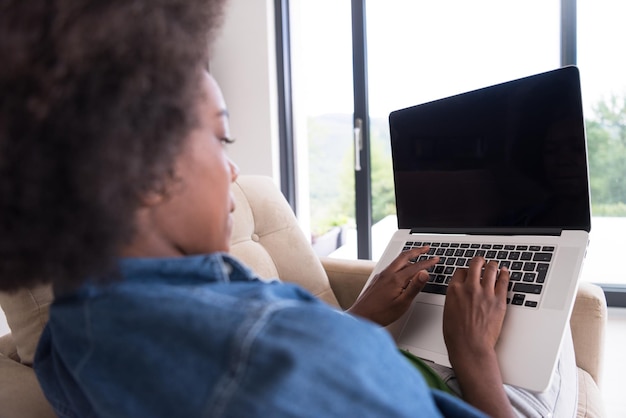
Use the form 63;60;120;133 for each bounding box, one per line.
220;137;236;145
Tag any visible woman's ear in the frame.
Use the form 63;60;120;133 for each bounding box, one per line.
139;190;166;207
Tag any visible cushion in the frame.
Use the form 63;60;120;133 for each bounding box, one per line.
576;368;605;418
0;284;53;365
570;282;607;384
229;176;339;307
0;353;56;417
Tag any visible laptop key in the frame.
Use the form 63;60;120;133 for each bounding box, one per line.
512;283;543;294
508;251;521;260
536;270;548;283
422;283;448;295
512;293;525;305
533;252;553;262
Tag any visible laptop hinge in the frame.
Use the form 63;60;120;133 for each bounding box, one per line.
408;227;563;236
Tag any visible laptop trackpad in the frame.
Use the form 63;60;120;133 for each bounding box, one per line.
398;302;449;364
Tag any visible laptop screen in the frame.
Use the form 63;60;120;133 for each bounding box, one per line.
389;66;591;233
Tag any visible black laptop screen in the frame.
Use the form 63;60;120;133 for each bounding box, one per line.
389;66;591;233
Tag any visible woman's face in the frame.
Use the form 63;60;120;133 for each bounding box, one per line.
126;72;239;257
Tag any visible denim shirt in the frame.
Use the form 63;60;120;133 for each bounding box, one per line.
34;254;486;418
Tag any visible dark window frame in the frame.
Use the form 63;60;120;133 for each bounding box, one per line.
352;0;372;260
274;0;296;211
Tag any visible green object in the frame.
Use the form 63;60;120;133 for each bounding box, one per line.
400;350;457;397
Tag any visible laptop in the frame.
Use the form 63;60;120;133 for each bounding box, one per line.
362;66;591;392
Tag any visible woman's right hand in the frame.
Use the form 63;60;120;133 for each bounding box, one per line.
442;257;509;358
442;257;514;418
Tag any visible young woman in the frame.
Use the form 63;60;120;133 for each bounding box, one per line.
0;1;575;417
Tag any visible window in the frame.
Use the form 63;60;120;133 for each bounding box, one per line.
288;0;355;256
364;0;561;260
282;0;626;302
577;0;626;293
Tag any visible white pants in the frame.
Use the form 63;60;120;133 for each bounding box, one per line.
428;327;578;418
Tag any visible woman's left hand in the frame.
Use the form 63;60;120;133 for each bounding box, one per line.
347;247;439;326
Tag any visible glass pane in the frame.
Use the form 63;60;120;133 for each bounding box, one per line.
578;0;626;285
289;0;357;258
366;0;560;260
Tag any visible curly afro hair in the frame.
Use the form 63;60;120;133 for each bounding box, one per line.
0;0;227;291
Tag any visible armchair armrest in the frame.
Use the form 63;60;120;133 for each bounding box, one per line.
0;333;19;362
569;282;607;386
0;352;56;418
320;257;376;310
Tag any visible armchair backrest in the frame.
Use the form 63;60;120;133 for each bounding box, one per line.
229;175;339;307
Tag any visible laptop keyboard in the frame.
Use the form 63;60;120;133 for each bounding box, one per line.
403;241;555;309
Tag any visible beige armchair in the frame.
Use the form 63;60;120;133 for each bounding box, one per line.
0;175;607;417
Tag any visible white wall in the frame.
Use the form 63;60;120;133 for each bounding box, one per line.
211;0;313;236
211;0;280;183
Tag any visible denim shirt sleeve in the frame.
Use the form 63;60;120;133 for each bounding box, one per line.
34;255;487;418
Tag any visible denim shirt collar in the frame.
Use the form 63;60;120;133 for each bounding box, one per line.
116;253;258;286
